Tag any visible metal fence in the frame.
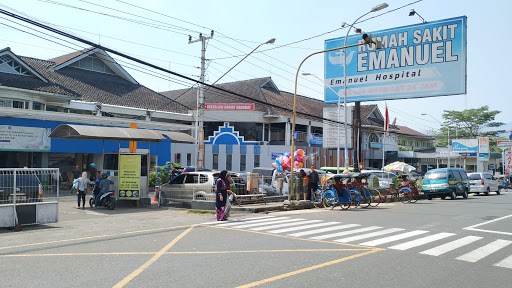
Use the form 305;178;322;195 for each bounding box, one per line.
0;168;60;229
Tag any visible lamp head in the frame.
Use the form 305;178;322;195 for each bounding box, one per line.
371;3;388;12
421;113;427;116
302;72;312;76
409;9;416;16
354;28;362;34
341;22;347;28
266;38;276;44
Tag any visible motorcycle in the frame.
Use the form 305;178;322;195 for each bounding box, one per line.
89;184;116;210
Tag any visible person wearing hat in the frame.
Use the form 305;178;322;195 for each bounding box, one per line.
89;163;97;181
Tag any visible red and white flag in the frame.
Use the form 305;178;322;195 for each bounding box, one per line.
384;103;389;132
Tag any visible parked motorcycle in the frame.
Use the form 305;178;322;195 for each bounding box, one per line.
89;184;116;210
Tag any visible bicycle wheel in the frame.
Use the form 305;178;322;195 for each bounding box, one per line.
340;201;351;210
312;190;323;208
409;193;418;203
398;190;411;203
369;189;382;207
322;192;336;210
350;190;361;208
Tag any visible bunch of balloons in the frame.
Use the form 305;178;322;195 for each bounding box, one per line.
272;149;308;173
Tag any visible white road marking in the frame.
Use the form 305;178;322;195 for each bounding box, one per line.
494;254;512;269
202;216;275;225
456;239;512;263
420;236;483;256
310;226;382;240
268;222;341;234
333;228;405;243
359;230;429;247
388;233;455;250
249;220;322;231
230;218;304;229
214;217;289;227
288;224;360;237
463;214;512;236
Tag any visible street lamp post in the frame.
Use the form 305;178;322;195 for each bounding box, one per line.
289;41;373;200
343;3;389;172
421;113;451;168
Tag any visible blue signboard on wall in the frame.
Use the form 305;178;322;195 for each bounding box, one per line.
324;16;467;103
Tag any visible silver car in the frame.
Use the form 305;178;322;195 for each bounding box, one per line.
361;170;397;188
467;172;500;195
159;171;220;204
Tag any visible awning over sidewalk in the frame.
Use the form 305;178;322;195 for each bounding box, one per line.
49;124;195;143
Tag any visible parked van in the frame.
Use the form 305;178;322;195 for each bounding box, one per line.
422;168;470;200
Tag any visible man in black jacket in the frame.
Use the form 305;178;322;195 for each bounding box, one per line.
307;166;319;201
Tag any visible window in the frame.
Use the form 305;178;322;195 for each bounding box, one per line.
185;174;197;183
240;145;247;155
169;174;186;184
453;170;462;181
33;101;43;110
140;154;148;177
45;105;59;112
175;153;181;165
103;154;118;170
240;155;246;171
213;154;218;170
12;100;24;109
0;99;12;107
254;154;260;168
69;55;116;74
187;153;191;166
199;174;209;184
226;154;232;171
469;174;481;180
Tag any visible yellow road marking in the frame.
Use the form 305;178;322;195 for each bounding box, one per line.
237;249;381;288
0;224;191;251
1;252;155;257
112;224;197;288
0;248;371;258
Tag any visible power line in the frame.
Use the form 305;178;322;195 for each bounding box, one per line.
0;8;348;126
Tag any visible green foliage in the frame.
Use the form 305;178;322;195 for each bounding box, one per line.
434;106;505;150
149;162;177;186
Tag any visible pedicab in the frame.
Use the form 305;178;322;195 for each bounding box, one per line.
321;173;373;210
390;174;419;203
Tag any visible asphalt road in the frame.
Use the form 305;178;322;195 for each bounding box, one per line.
1;191;512;287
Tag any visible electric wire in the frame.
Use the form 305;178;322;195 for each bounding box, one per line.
0;8;348;126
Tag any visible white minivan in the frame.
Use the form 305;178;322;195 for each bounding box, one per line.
467;172;500;195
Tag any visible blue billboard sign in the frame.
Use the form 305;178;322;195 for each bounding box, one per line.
452;139;477;153
324;16;467;103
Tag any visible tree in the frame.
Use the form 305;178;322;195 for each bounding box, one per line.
434;106;505;151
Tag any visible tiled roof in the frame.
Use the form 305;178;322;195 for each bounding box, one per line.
49;47;95;67
161;77;328;120
396;125;433;139
0;47;190;113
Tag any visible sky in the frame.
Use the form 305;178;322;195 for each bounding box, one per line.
0;0;510;135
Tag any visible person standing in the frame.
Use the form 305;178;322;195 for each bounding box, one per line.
307;166;319;201
71;165;81;194
89;163;97;181
73;171;93;209
215;170;230;221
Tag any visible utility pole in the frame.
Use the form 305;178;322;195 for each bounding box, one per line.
189;31;213;169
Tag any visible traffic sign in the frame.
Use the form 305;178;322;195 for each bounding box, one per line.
498;140;512;148
489;163;495;170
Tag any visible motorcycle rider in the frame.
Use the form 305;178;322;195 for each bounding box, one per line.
95;173;114;208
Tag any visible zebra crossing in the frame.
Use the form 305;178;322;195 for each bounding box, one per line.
203;216;512;269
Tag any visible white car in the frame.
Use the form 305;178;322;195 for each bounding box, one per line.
361;170;397;188
467;172;500;195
